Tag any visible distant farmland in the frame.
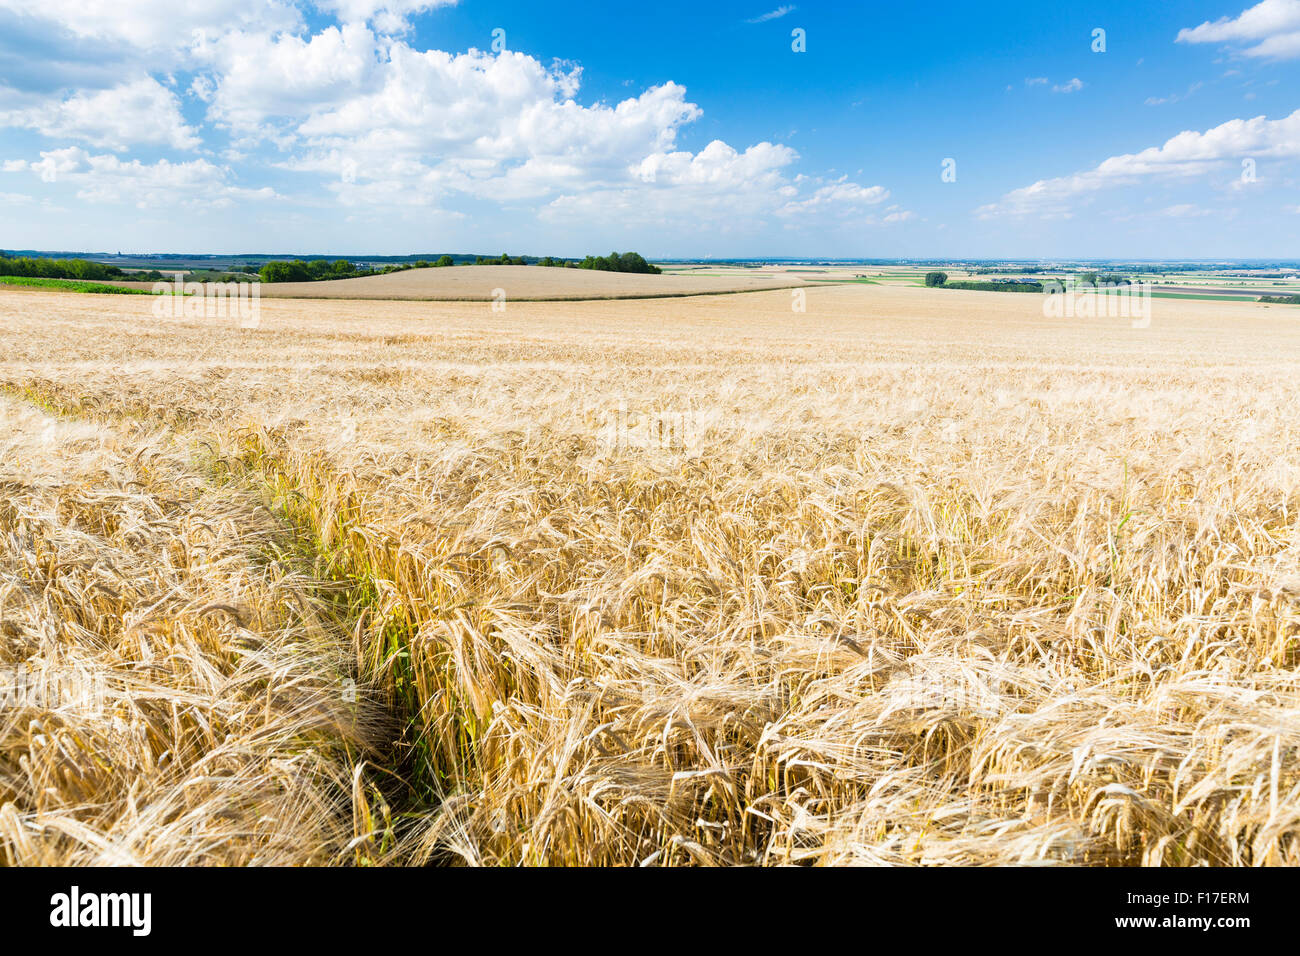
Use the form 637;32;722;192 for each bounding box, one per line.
3;281;1300;866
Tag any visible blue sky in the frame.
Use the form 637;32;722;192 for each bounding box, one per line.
1;0;1298;257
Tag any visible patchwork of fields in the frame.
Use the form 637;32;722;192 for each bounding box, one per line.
3;282;1300;865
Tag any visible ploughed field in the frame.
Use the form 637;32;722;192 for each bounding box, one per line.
2;282;1300;865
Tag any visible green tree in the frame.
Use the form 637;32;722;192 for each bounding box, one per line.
259;260;311;283
0;255;123;280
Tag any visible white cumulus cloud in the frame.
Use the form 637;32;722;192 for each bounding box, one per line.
977;108;1300;217
4;146;274;207
1177;0;1300;59
0;78;200;150
0;0;302;56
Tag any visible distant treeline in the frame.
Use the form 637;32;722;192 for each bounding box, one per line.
259;255;559;282
975;267;1139;279
259;251;661;282
1040;273;1138;291
4;251;663;284
259;259;429;283
0;254;124;280
1073;273;1135;286
472;253;576;266
463;251;660;272
925;271;1042;293
926;270;1148;293
0;254;178;282
945;280;1044;293
1259;295;1300;305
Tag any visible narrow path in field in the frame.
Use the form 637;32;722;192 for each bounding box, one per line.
0;389;404;864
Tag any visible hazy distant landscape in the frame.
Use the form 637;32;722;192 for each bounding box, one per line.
6;250;1300;301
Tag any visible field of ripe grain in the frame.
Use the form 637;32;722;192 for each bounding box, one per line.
91;264;807;300
3;282;1300;866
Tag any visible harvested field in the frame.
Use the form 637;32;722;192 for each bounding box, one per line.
3;282;1300;866
91;265;808;301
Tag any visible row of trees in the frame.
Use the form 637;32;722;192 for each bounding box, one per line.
259;259;425;283
451;253;659;272
260;255;561;280
0;255;124;280
3;251;662;284
945;280;1044;292
1072;272;1133;287
925;272;1043;292
250;252;664;283
458;253;659;271
453;252;660;272
933;269;1143;293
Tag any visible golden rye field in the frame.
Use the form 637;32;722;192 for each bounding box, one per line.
3;282;1300;865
